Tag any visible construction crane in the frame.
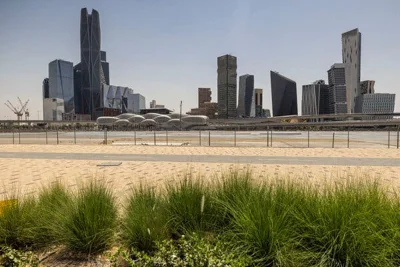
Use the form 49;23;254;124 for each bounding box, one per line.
4;98;29;121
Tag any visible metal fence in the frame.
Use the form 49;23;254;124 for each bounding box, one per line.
0;129;400;148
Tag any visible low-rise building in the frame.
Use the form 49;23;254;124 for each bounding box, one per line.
355;93;395;120
43;98;64;121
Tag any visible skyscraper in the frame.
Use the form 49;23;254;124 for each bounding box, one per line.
80;8;102;119
73;63;83;114
198;88;212;108
48;59;74;113
101;50;110;85
327;63;348;114
254;88;263;117
342;28;361;113
42;78;49;99
237;74;255;117
270;71;298;116
302;80;329;116
217;54;237;118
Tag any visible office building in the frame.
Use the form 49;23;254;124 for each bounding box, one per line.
80;8;103;119
270;71;298;116
198;88;212;108
48;59;75;113
217;54;237;118
360;80;375;94
342;28;361;113
355;93;395;120
42;78;49;99
73;63;83;114
127;93;146;114
254;88;263;117
237;74;255;117
100;84;133;113
150;100;164;108
101;50;110;85
302;80;329;116
43;98;64;121
328;63;347;114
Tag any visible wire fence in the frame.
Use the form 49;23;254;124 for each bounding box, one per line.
0;129;399;148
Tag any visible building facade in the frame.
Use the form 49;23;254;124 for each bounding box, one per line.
342;28;361;113
237;74;255;117
100;84;134;113
42;78;49;99
270;71;298;116
302;80;329;116
48;59;74;113
217;54;237;118
360;80;375;95
80;8;103;119
43;98;64;121
127;93;146;114
328;63;348;114
254;88;263;117
355;93;395;119
101;50;110;85
198;88;212;108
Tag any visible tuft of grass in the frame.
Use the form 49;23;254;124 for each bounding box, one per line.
165;174;214;235
121;186;168;252
0;192;38;249
34;181;72;247
58;180;117;254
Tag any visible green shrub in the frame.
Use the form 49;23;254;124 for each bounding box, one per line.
121;186;168;252
0;193;38;249
58;180;117;254
110;234;252;267
0;245;39;267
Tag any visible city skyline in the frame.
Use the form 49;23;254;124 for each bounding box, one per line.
1;0;399;119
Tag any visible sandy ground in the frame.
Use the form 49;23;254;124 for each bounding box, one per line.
0;145;400;199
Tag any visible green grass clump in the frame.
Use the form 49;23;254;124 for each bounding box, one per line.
121;186;167;252
58;180;117;254
0;193;38;249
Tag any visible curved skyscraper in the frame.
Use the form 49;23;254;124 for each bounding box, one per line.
270;71;298;117
80;8;102;119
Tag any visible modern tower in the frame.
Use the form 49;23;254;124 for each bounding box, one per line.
254;89;263;117
100;50;110;85
48;59;75;113
80;8;102;119
198;88;212;108
237;74;255;117
342;28;361;113
327;63;348;114
217;54;237;118
42;78;49;99
270;71;298;116
302;80;329;116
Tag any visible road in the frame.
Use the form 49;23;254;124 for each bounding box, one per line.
1;151;399;166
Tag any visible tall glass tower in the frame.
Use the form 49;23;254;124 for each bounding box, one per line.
48;59;74;113
80;8;102;119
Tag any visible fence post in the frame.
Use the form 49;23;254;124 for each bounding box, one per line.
199;131;201;146
154;131;156;146
267;129;269;147
347;127;350;148
12;130;14;144
234;130;236;147
18;128;21;144
166;130;168;146
332;132;335;148
74;127;76;144
270;129;273;147
45;130;48;145
208;131;211;147
134;131;137;146
56;128;59;145
104;128;107;145
388;131;390;149
397;126;399;149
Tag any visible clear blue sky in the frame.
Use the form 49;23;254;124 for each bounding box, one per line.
1;0;399;119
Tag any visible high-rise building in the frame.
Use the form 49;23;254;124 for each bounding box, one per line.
80;8;102;119
342;28;361;113
73;63;83;114
237;74;255;117
101;50;110;85
360;80;375;94
217;54;237;118
355;93;395;119
42;78;49;99
127;93;146;113
302;80;329;116
270;71;298;116
328;63;347;114
254;88;263;117
48;59;74;113
198;88;212;108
